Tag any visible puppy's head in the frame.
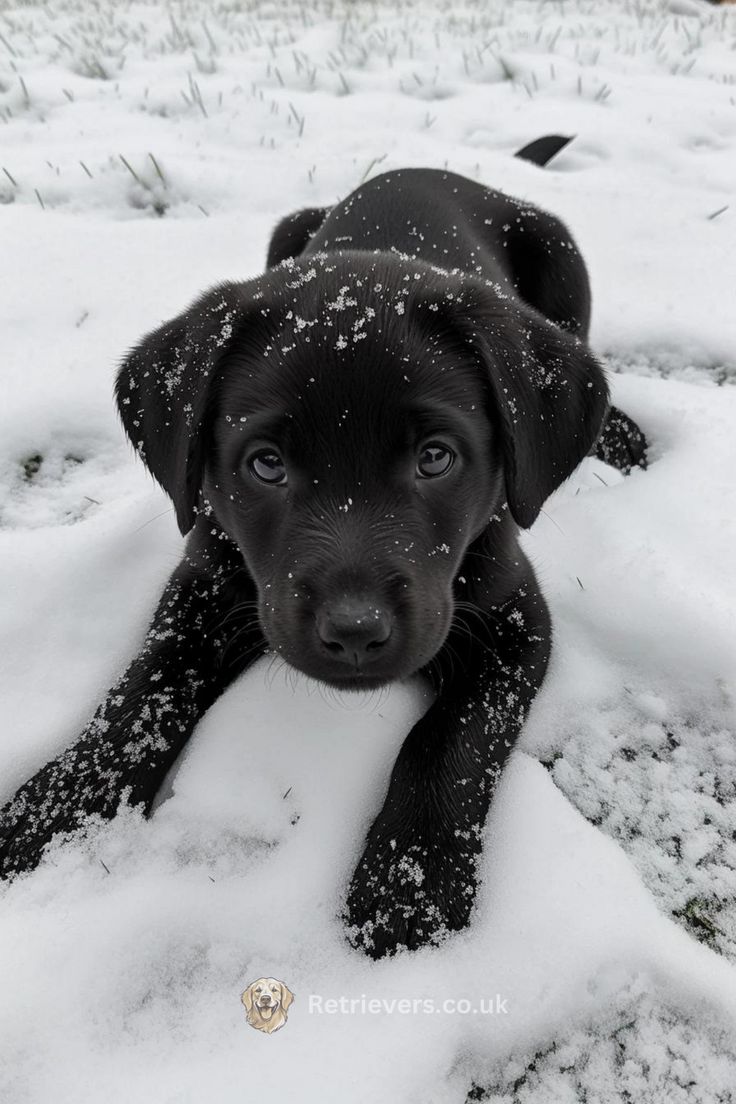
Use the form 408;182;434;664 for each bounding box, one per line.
117;253;607;688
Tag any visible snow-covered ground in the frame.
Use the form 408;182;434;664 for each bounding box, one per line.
1;0;735;1099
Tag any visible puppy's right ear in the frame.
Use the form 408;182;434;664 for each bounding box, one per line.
241;985;255;1013
115;281;252;535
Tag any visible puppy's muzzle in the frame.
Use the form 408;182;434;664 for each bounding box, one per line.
316;598;393;670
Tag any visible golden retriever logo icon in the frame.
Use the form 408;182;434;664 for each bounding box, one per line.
242;977;295;1034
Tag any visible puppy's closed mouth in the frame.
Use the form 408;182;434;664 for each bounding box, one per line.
319;672;394;693
279;651;398;693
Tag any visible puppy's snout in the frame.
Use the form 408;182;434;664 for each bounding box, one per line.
316;599;392;666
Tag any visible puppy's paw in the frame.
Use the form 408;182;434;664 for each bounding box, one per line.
594;405;648;474
343;825;479;958
0;746;126;879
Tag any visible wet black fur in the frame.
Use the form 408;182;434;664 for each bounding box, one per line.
0;144;646;957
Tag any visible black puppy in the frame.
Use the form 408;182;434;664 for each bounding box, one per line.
0;139;645;957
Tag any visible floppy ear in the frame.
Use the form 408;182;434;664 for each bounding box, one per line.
279;983;294;1013
266;206;330;268
115;281;252;535
241;984;256;1013
452;284;609;528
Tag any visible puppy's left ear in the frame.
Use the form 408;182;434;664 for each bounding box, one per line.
453;285;609;528
279;983;294;1013
115;281;252;535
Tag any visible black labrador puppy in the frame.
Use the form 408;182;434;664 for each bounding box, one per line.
0;137;645;957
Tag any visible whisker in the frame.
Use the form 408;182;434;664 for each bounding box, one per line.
132;507;175;534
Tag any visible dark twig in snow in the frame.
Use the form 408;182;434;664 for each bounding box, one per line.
119;154;142;184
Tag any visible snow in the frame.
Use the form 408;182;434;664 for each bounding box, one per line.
1;0;735;1099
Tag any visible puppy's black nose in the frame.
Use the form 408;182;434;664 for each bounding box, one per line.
316;600;392;665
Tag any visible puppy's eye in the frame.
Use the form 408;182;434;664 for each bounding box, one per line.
417;442;454;479
249;450;287;485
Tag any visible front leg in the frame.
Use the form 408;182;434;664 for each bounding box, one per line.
0;536;264;879
345;568;551;958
